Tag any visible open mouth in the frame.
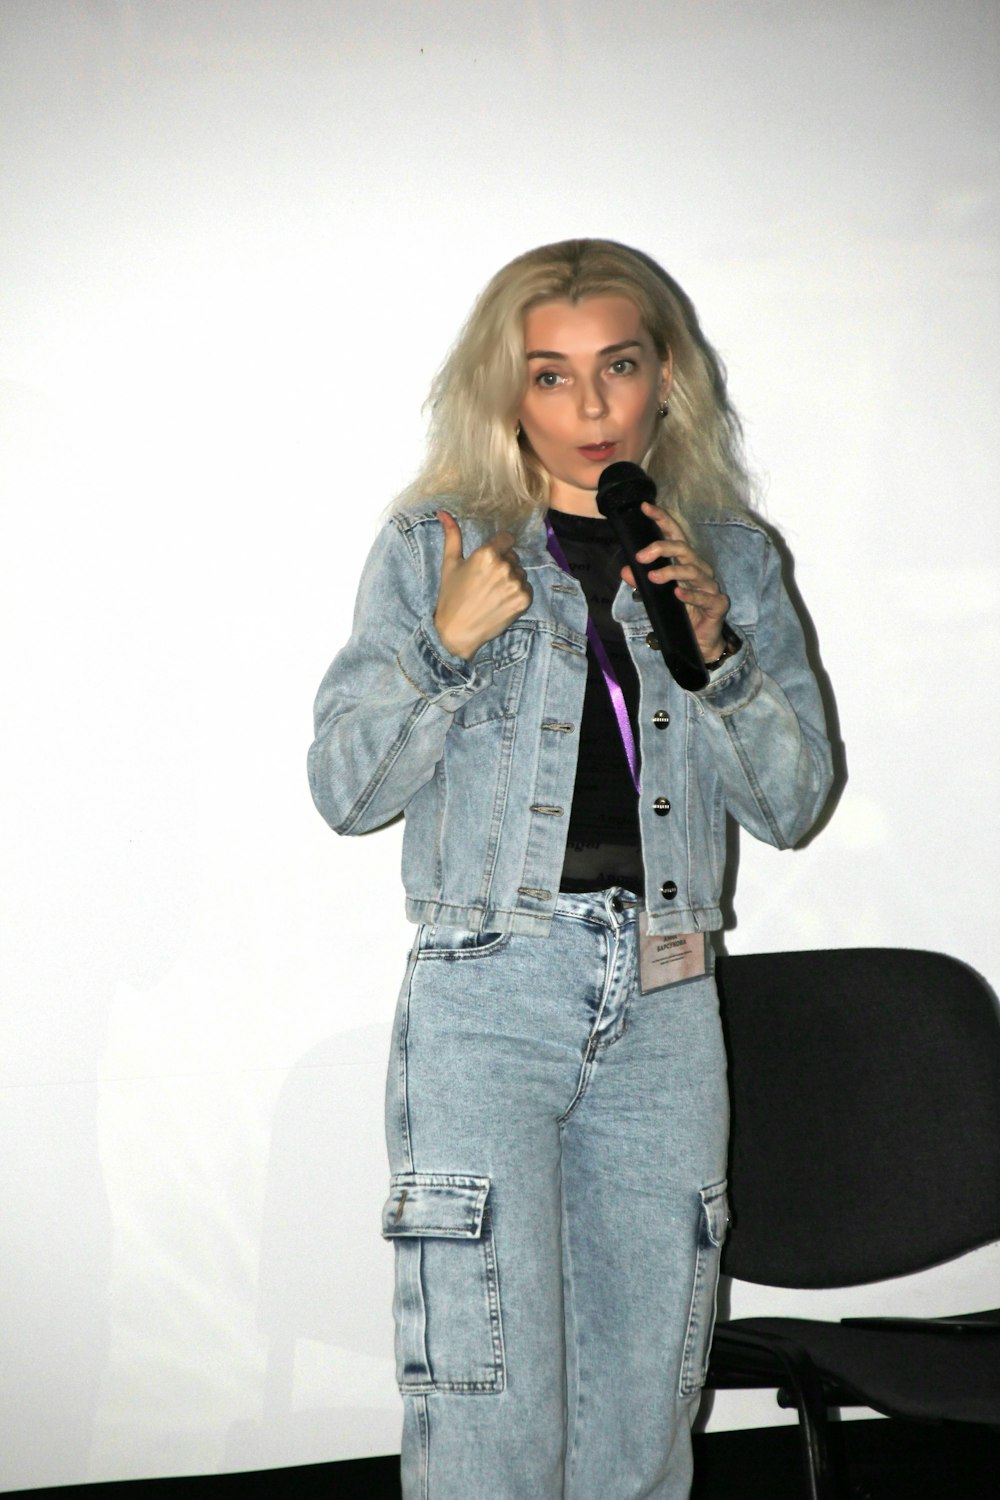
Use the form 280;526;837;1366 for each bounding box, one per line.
577;442;619;461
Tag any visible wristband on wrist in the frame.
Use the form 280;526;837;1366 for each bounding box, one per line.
703;624;741;671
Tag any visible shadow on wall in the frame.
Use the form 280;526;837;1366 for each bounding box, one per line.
230;1024;399;1467
0;1074;113;1489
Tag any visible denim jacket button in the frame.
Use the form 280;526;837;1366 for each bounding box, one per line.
653;710;670;729
660;880;678;900
653;797;671;816
645;632;660;651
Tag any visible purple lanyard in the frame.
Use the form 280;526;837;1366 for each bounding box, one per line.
545;517;641;795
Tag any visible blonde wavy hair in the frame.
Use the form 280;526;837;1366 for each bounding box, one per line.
398;238;753;529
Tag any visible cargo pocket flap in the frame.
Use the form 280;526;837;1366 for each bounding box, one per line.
382;1172;491;1240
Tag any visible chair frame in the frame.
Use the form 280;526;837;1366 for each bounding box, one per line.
705;946;1000;1500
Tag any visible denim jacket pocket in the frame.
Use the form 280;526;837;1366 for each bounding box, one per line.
382;1172;506;1394
454;627;532;728
678;1178;729;1396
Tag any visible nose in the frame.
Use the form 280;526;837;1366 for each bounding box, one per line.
578;375;608;421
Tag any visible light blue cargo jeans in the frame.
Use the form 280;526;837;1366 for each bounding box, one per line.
382;889;730;1500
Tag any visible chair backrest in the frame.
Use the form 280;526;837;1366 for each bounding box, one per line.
715;947;1000;1288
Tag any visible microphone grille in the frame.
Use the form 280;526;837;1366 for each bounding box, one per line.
595;461;657;516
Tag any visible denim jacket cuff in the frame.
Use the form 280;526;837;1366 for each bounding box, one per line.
696;635;763;714
396;616;481;706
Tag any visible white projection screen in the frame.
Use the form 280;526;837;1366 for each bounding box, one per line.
1;1;997;1489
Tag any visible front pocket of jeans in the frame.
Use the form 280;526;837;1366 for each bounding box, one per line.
382;1173;506;1394
416;925;511;960
678;1179;729;1396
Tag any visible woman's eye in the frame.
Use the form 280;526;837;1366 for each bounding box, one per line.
609;358;637;375
534;370;563;388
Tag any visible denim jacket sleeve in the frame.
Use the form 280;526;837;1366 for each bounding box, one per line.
308;515;483;834
689;525;833;849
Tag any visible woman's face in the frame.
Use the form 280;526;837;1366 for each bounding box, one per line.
517;294;671;516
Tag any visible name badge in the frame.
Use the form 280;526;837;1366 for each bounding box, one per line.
638;916;709;994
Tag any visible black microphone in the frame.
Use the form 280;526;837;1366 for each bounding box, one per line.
596;461;709;692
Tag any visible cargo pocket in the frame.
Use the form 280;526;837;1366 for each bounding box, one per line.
382;1172;506;1394
678;1179;729;1396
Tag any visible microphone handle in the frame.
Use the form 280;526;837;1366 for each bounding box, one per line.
606;506;709;692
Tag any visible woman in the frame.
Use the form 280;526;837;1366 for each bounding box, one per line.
308;239;833;1500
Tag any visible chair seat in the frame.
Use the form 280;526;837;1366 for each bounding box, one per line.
714;1311;1000;1425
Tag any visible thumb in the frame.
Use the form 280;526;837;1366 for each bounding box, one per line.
437;509;464;568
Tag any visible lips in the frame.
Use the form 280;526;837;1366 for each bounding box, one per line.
578;441;619;461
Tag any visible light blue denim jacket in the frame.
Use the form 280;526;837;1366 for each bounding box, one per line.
309;505;833;937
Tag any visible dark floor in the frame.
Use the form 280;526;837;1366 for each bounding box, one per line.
6;1422;998;1499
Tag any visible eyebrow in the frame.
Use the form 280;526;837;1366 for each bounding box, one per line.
525;339;644;360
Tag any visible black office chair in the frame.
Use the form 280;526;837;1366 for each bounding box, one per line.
707;947;1000;1500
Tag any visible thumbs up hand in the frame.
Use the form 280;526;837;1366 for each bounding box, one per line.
433;510;533;661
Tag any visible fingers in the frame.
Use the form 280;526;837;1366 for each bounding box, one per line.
634;504;703;563
675;578;728;605
434;518;531;660
632;547;714;588
632;502;715;588
623;560;722;606
437;510;465;567
439;518;524;591
620;506;730;655
493;533;529;585
483;530;531;607
639;499;686;544
480;530;529;590
445;521;519;572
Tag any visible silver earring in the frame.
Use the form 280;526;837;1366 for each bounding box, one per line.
515;420;522;438
658;401;669;419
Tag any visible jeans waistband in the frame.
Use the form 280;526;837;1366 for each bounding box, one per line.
552;887;640;927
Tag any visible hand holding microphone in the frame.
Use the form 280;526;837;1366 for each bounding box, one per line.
596;462;730;691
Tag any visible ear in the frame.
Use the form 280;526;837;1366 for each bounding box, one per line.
659;348;674;403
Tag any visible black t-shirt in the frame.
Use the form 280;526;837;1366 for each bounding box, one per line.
547;509;644;896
